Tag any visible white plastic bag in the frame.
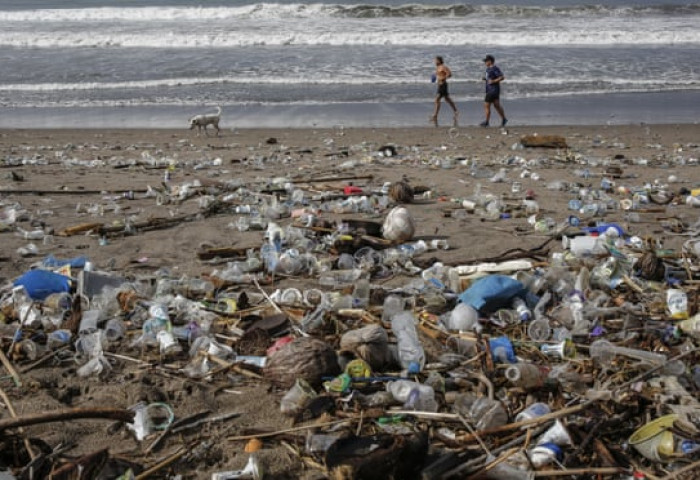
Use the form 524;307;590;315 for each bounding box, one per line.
382;206;415;243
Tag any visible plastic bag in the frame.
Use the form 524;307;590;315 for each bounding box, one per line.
13;269;71;300
382;207;415;243
458;274;527;313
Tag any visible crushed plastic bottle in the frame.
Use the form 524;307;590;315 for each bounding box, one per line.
391;311;425;374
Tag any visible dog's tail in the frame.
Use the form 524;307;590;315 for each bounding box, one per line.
215;106;222;116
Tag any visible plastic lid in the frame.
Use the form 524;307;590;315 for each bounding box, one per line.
538;442;563;460
407;361;421;375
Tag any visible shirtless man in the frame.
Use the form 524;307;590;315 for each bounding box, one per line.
430;56;458;127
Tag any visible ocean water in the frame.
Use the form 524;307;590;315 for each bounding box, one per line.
1;0;698;127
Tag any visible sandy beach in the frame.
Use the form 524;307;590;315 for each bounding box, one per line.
1;123;699;478
2;124;699;283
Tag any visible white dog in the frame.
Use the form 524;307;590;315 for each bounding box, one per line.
189;106;222;136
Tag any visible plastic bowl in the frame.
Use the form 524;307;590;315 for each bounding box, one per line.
628;414;678;462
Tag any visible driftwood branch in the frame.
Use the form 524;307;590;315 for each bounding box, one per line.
0;387;37;459
0;407;134;431
0;348;22;387
292;174;373;184
1;188;147;196
447;237;555;266
534;467;625;477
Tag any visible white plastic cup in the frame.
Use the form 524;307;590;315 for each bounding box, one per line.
515;402;551;423
527;318;551;341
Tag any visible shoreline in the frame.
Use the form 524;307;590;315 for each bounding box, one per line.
1;91;699;129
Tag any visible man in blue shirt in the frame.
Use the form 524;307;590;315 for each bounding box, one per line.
480;55;507;127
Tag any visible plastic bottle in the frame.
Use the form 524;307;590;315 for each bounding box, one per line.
260;243;279;274
382;295;404;323
589;339;667;366
103;318;126;342
337;253;356;270
515;402;551;423
157;330;181;356
352;278;370;308
678;314;700;339
386;380;437;412
43;292;72;311
47;329;72;350
511;297;532;322
505;363;551;389
422;263;448;290
404;385;439;412
302;298;329;333
391;311;425;374
17;227;45;240
277;250;303;275
79;310;101;334
354;247;382;270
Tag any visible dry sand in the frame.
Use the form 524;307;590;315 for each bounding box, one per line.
0;124;699;478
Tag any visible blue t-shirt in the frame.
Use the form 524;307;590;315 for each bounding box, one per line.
485;65;503;94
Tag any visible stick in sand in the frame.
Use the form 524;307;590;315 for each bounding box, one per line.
0;348;22;387
253;277;283;314
0;387;37;460
227;419;350;442
0;407;134;431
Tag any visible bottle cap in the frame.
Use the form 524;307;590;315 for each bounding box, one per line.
407;361;421;375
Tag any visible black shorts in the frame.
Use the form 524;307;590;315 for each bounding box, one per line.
485;91;500;103
436;82;449;98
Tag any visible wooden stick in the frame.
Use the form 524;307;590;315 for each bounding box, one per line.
0;387;37;460
292;174;374;184
58;222;105;236
622;274;644;293
253;277;282;314
457;412;492;457
20;345;71;373
0;188;148;196
454;404;588;443
612;347;699;394
0;407;134;431
134;447;186;480
0;348;22;387
205;354;263;379
657;459;700;480
227;420;350;441
104;352;152;365
534;467;625;477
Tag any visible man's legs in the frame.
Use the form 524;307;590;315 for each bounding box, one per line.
481;101;491;126
445;95;458;125
431;95;441;125
493;99;507;125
